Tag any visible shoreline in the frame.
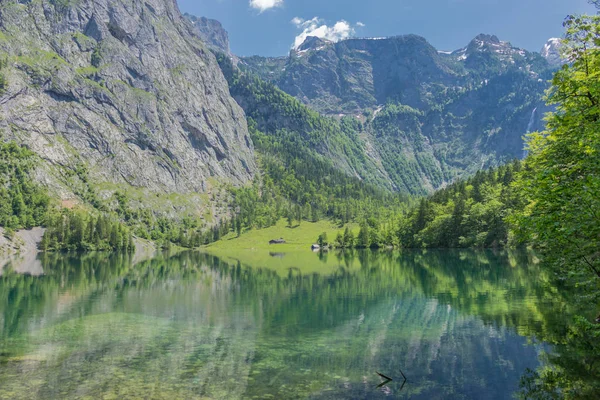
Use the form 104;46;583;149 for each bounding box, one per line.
0;228;161;275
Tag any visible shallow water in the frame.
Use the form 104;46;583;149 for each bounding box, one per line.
0;250;560;399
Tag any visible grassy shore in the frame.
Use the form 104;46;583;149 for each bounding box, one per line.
205;219;358;252
202;219;361;275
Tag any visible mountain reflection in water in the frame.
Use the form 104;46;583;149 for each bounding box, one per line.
0;249;564;399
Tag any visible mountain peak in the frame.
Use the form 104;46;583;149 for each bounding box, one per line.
453;33;528;63
296;36;333;52
541;38;565;66
473;34;502;44
466;34;511;52
184;13;230;54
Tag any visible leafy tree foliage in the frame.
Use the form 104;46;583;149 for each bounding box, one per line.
512;14;600;280
512;11;600;399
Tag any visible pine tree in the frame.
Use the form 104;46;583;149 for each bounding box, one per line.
40;232;50;251
109;225;118;249
295;205;302;225
311;205;319;222
343;227;355;248
127;233;134;251
236;218;242;237
317;232;328;247
335;232;344;248
178;228;189;248
357;223;369;248
87;218;95;243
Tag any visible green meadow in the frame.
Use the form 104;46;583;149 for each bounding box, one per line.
203;219;360;275
206;219;359;251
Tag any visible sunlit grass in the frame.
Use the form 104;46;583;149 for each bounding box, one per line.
203;219;361;275
206;218;358;251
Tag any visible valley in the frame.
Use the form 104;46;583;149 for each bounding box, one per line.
0;1;599;398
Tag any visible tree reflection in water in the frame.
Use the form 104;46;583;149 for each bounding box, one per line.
0;249;596;399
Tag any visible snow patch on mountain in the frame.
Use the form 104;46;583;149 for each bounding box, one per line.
541;38;565;66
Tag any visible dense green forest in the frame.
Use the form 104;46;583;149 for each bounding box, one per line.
40;212;134;252
399;160;523;248
0;142;50;231
309;160;522;250
0;141;133;252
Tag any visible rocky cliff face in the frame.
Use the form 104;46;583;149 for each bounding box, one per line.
184;13;230;54
0;0;256;199
243;35;458;114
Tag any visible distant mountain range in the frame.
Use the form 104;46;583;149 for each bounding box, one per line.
240;33;559;115
226;27;560;193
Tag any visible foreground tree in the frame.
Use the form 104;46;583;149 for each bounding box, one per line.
513;13;600;281
514;8;600;399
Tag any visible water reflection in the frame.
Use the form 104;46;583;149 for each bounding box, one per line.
0;250;562;399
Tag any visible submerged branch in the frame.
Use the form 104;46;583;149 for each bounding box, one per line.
376;371;393;381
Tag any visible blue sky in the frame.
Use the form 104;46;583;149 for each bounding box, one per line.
177;0;596;57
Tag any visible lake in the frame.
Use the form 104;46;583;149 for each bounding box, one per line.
0;249;563;399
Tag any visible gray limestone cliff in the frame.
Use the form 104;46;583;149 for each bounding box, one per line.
0;0;256;200
184;13;230;54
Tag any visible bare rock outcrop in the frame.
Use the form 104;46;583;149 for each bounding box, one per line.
0;0;256;197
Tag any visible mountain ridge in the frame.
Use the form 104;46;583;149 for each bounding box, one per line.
240;32;552;115
184;13;231;54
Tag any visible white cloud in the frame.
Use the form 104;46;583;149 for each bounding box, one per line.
291;17;358;49
356;22;366;27
250;0;283;13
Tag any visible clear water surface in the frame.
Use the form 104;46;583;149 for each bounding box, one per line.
0;249;560;399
